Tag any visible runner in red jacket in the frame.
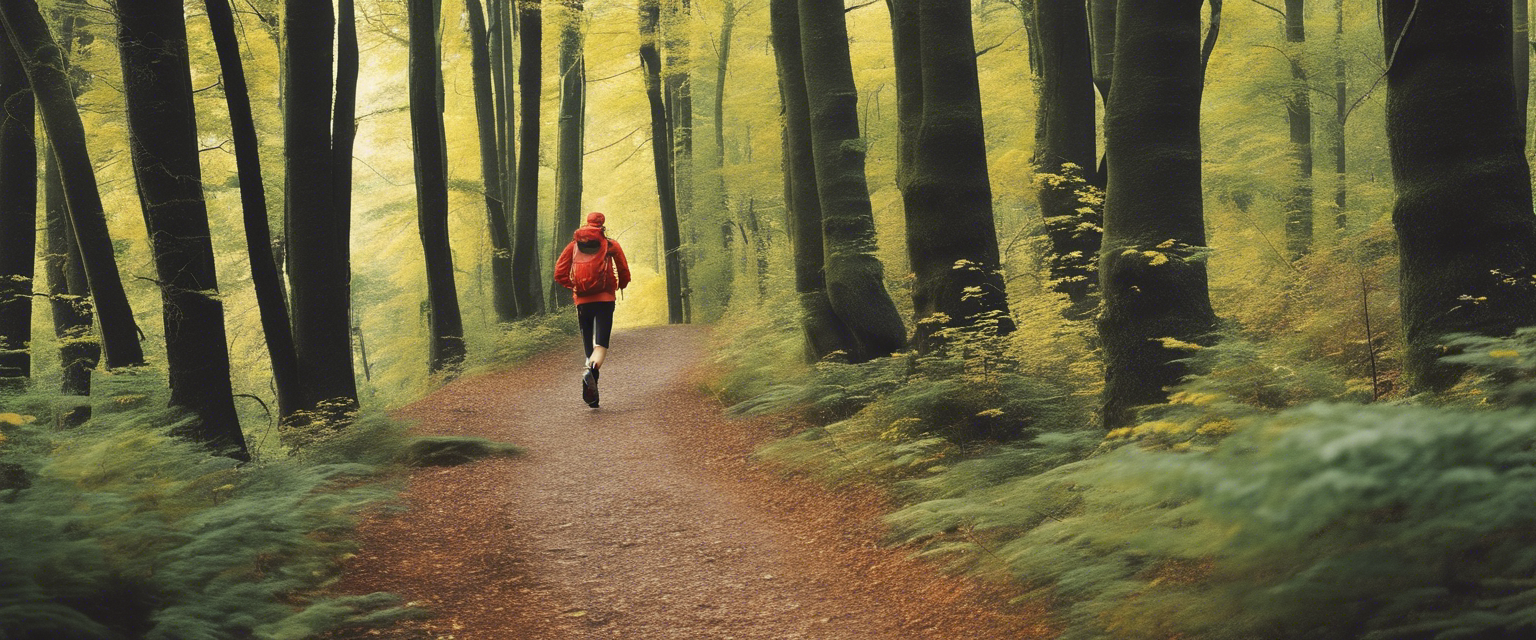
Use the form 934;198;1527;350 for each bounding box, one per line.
553;212;631;407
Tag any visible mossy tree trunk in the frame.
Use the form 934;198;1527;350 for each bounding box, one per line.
1098;0;1218;429
513;0;546;317
1088;0;1117;183
0;0;144;371
1283;0;1314;259
1383;0;1536;390
770;0;855;360
900;0;1014;347
1332;0;1347;229
796;0;908;362
1033;0;1101;318
117;0;246;456
886;0;920;195
0;27;34;387
408;0;467;372
641;0;687;324
491;0;519;319
552;0;585;310
466;0;517;322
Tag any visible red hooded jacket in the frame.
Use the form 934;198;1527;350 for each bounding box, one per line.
553;212;632;305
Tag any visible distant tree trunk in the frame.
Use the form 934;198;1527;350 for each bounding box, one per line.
0;0;145;371
1087;0;1116;184
284;0;358;414
797;0;908;362
1383;0;1536;391
641;0;687;324
886;0;920;195
552;0;585;310
0;29;35;387
1282;0;1314;259
117;0;246;456
490;0;518;318
1332;0;1347;228
466;0;516;321
746;198;769;299
334;0;358;273
204;0;303;420
771;0;854;359
901;0;1014;347
512;0;545;317
1033;0;1101;318
1518;0;1529;139
713;0;736;190
1098;0;1218;429
409;0;467;372
664;0;694;322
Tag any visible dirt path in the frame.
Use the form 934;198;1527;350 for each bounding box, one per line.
335;325;1052;639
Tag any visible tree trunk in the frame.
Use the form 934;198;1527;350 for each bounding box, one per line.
713;0;735;191
409;0;467;372
664;0;694;321
900;0;1014;347
1332;0;1347;228
204;0;303;420
490;0;519;318
1097;0;1218;429
552;0;585;310
1;0;145;371
887;0;921;195
1088;0;1116;185
641;0;687;324
1033;0;1101;318
512;0;545;317
0;27;35;387
1282;0;1314;259
1518;0;1529;139
284;0;358;414
771;0;854;359
43;150;97;417
1383;0;1536;391
468;0;515;321
117;0;246;456
796;0;908;362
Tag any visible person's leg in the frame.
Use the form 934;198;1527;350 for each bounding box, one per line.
577;303;596;361
588;302;616;373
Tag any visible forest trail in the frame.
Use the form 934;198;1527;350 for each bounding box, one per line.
334;325;1050;639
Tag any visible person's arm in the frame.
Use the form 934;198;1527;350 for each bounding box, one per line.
611;240;632;289
553;242;575;289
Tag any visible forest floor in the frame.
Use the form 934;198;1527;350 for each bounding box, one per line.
331;325;1052;639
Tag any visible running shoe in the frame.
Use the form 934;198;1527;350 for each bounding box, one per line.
582;365;598;407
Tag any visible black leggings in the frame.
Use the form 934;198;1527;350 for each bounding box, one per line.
577;301;615;360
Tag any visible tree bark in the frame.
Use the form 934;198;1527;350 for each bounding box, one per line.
1;0;145;371
1097;0;1218;429
117;0;246;456
1383;0;1536;390
770;0;855;359
1332;0;1347;228
901;0;1014;347
1087;0;1117;186
1517;0;1529;139
490;0;519;318
0;27;35;387
664;0;695;317
796;0;908;362
512;0;546;317
1033;0;1101;317
468;0;515;321
552;0;585;310
1282;0;1314;259
409;0;467;372
641;0;687;324
204;0;303;420
887;0;921;195
284;0;358;414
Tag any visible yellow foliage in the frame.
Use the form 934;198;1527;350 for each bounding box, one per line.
0;413;37;426
1489;350;1521;358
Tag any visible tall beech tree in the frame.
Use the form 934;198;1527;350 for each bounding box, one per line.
284;0;358;414
899;0;1014;346
513;0;546;317
0;28;34;387
1282;0;1314;259
1032;0;1101;316
641;0;687;324
1098;0;1218;428
552;0;586;310
771;0;855;359
117;0;245;455
1383;0;1536;390
409;0;467;371
1;0;144;370
796;0;907;362
1088;0;1116;182
1331;0;1347;228
468;0;516;321
205;0;301;418
491;0;519;319
887;0;920;195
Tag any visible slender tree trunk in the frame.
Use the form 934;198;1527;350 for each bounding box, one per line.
0;28;35;387
1333;0;1347;228
641;0;687;324
901;0;1014;347
1383;0;1536;391
490;0;519;318
1033;0;1101;318
1088;0;1116;184
117;0;245;456
1283;0;1314;259
797;0;908;362
663;0;695;321
284;0;358;414
204;0;303;420
334;0;358;278
1098;0;1218;429
771;0;853;359
713;0;735;190
1;0;145;370
512;0;545;317
466;0;516;321
44;151;96;417
1518;0;1529;139
409;0;467;371
552;0;585;310
887;0;920;195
